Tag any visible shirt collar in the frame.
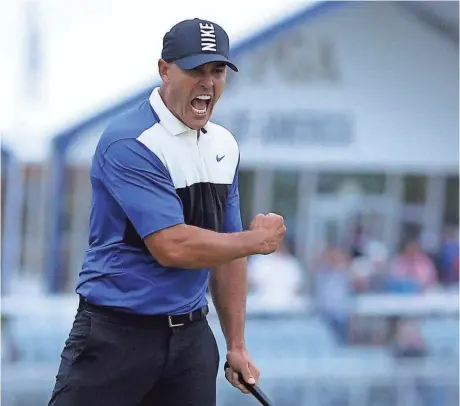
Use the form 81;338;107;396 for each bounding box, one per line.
149;87;207;136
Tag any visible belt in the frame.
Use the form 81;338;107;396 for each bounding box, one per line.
78;296;209;328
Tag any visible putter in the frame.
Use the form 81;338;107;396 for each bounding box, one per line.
223;361;275;406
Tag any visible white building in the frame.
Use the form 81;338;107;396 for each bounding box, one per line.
7;1;458;292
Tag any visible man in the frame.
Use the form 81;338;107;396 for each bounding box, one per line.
48;18;286;406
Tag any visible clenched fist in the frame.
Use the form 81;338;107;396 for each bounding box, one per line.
249;213;286;255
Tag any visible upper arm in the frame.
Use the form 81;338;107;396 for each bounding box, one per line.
223;156;243;233
99;138;185;241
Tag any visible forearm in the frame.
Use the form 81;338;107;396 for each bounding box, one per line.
209;258;248;350
146;224;263;269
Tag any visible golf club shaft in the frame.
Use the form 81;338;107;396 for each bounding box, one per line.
238;379;273;406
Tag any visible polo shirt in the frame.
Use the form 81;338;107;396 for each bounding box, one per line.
76;87;242;315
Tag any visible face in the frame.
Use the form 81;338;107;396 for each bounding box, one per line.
159;60;227;130
404;241;420;257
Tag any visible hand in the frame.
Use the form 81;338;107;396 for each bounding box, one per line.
225;348;260;394
250;212;286;255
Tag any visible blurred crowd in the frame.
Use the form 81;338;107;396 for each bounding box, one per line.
247;223;459;350
313;230;458;302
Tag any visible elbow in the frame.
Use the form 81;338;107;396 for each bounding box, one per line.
156;248;204;269
154;244;199;269
155;248;185;268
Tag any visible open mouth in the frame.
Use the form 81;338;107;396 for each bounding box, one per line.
191;94;211;115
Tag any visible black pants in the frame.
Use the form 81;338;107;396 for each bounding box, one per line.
48;300;220;406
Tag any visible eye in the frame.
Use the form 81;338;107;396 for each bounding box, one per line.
214;65;226;75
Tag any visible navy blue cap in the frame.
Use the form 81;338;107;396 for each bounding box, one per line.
161;18;238;72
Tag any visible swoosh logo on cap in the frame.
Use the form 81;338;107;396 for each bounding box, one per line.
216;155;225;162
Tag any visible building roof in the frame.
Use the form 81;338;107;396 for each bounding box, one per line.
400;1;458;44
50;0;459;155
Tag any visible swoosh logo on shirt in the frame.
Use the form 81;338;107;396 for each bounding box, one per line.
216;155;225;162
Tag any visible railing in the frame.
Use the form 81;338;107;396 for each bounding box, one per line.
2;293;458;406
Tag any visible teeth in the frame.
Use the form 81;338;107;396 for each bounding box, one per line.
191;105;207;115
196;95;211;100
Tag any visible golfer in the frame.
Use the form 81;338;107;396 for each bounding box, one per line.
48;18;286;406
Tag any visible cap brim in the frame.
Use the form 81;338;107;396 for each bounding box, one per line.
174;53;238;72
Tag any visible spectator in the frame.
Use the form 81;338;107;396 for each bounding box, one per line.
349;217;369;259
387;240;438;293
248;242;304;311
436;226;459;287
350;240;389;293
313;246;352;345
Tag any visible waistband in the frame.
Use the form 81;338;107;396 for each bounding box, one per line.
78;295;209;328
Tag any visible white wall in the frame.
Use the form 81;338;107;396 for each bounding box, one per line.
214;2;458;173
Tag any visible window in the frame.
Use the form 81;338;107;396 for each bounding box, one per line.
444;176;459;226
238;170;255;230
318;173;386;195
19;164;45;274
271;170;300;252
61;165;92;292
403;175;427;204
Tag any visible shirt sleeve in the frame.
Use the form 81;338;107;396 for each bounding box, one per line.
223;157;243;233
98;138;184;239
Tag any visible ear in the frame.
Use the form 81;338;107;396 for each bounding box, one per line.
158;59;170;84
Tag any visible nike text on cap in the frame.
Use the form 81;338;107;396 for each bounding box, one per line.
161;18;238;72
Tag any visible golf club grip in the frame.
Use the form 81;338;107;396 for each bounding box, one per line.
223;362;274;406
